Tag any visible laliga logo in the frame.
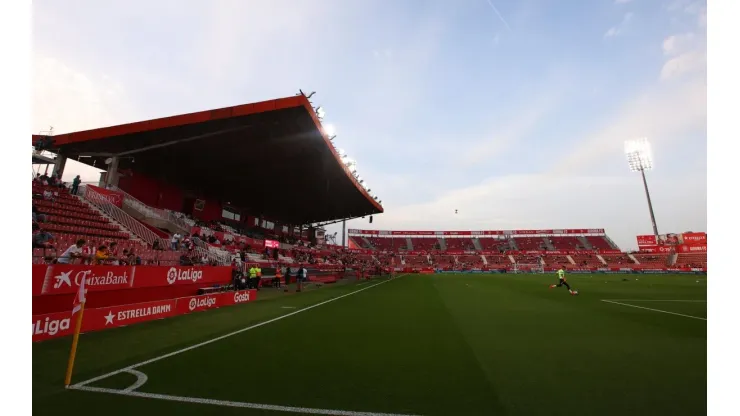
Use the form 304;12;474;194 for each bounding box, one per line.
33;317;70;336
189;296;216;311
167;267;204;285
234;291;251;303
167;268;179;285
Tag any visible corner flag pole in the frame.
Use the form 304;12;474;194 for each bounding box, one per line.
65;276;87;388
64;302;85;387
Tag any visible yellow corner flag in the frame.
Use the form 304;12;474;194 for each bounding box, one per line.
64;276;87;388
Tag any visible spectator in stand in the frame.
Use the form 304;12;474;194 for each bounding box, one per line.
94;245;110;265
42;188;55;202
109;242;120;265
172;233;182;250
32;205;46;223
179;253;193;266
57;239;86;264
33;230;54;249
71;175;81;195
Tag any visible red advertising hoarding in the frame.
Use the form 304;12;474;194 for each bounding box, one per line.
32;290;257;342
33;265;232;296
86;185;124;207
680;232;707;246
636;235;657;248
677;244;707;253
348;229;606;236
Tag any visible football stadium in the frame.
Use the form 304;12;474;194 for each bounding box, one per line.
31;95;707;416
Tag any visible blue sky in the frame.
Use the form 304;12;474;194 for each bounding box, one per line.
32;0;706;250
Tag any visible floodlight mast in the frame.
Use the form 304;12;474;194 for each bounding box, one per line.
625;138;659;236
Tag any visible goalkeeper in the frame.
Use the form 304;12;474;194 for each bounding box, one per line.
550;267;577;295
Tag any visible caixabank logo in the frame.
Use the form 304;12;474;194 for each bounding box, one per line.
53;269;129;289
167;267;204;285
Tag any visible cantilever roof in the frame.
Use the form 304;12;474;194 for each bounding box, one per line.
32;95;383;224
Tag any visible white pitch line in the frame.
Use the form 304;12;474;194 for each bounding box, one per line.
605;299;707;302
71;385;421;416
122;369;148;392
72;276;402;389
601;300;707;321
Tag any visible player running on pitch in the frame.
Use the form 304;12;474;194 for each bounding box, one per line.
550;266;578;295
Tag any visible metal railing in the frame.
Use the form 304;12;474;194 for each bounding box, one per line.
191;237;232;264
82;185;170;249
111;186;191;235
165;210;194;234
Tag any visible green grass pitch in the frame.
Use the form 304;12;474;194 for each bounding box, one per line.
33;273;707;416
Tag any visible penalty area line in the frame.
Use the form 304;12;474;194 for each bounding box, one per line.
72;276;404;389
601;300;706;321
70;385;421;416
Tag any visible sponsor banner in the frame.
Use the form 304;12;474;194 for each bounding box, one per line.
639;246;674;254
86;185;124;208
264;239;280;249
32;311;73;342
678;244;707;253
636;235;657;247
33;265;232;296
657;233;681;246
177;293;221;314
680;232;707;245
33;291;257;342
37;265;135;296
348;229;606;236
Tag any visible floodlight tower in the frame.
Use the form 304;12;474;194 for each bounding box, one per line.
625;138;659;236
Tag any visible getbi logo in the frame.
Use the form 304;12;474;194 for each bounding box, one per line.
167;267;204;285
233;291;251;303
188;296;217;311
33;316;70;336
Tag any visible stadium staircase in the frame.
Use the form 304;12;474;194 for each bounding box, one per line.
543;238;556;251
438;238;447;250
480;255;488;265
603;235;620;250
81;186;227;265
596;254;607;265
508;254;516;263
472;238;483;251
509;239;519;251
628;254;640;264
361;236;374;249
565;255;576;265
112;186;190;236
667;252;678;265
577;236;592;250
406;237;414;250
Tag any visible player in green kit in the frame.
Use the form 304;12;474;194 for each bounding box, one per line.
550;266;578;295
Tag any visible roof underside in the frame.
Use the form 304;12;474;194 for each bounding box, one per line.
36;96;383;224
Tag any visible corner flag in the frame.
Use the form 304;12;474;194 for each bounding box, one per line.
64;277;87;387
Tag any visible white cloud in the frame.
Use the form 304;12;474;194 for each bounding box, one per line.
604;12;634;38
33;56;135;134
660;50;706;81
663;33;697;56
552;78;706;173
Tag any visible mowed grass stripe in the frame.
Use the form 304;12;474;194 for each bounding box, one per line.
134;275;504;416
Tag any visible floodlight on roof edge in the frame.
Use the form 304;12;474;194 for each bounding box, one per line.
624;138;659;236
